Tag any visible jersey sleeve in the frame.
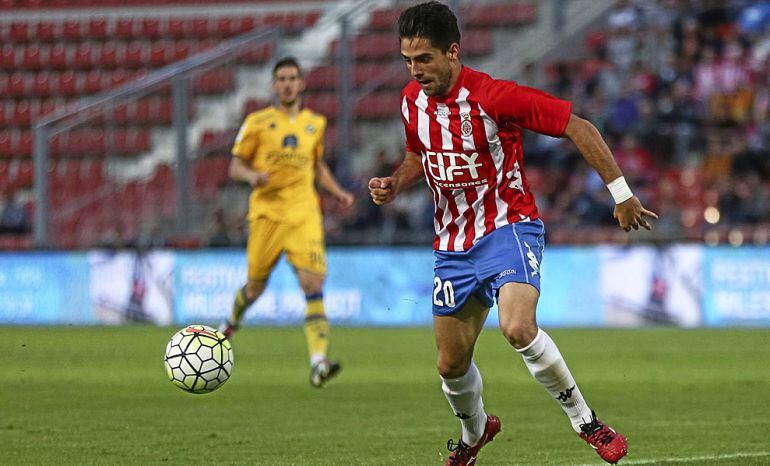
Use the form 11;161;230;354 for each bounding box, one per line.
482;80;572;137
231;115;259;161
401;94;421;153
314;116;327;161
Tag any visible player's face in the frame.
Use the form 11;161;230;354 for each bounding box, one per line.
400;37;458;96
272;65;304;106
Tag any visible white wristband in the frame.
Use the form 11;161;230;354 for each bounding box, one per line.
607;176;634;204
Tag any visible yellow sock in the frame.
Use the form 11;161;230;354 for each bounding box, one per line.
229;286;254;325
303;295;329;364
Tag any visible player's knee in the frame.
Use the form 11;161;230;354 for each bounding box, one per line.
436;353;472;379
244;280;266;301
299;276;325;295
500;320;538;349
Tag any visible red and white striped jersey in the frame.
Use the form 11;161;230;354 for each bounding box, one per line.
401;66;572;251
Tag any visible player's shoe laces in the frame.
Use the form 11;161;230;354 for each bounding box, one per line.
218;320;238;339
445;414;501;466
309;359;341;388
578;411;628;464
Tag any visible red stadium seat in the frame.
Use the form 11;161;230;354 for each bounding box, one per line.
9;22;29;42
115;18;136;40
99;42;118;68
141;18;161;39
12;101;31;126
0;45;16;70
0;131;11;157
235;16;256;33
123;41;144;68
74;43;94;69
0;101;6;127
191;17;210;38
56;71;78;96
6;73;26;96
166;18;187;39
48;43;68;69
22;44;42;70
62;20;82;41
87;18;108;40
150;41;170;66
215;17;234;37
31;72;52;96
172;40;192;61
83;70;102;94
36;21;56;41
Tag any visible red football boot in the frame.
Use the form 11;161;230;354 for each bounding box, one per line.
578;411;628;464
445;414;502;466
218;320;238;339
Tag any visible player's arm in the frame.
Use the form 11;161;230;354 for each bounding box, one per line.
369;151;423;205
315;160;354;208
228;157;268;188
563;114;658;231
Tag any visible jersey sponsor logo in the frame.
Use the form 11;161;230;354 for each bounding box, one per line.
282;134;298;148
425;150;488;189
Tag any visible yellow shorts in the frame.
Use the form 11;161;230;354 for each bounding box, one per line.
246;215;326;281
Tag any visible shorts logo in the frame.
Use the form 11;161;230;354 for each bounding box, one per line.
524;241;539;276
506;161;524;193
497;268;516;279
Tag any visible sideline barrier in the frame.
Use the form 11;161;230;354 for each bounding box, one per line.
0;246;768;327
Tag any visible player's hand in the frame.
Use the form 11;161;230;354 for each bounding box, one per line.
614;196;658;232
368;177;398;205
248;171;269;188
335;190;355;208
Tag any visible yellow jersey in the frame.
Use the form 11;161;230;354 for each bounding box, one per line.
232;106;327;225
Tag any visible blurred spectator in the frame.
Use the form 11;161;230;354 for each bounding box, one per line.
0;189;30;234
207;207;238;248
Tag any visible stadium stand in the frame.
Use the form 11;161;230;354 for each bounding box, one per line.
1;0;767;249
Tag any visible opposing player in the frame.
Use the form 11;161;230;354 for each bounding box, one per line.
369;2;657;464
222;57;354;388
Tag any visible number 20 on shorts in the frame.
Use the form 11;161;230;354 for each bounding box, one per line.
433;277;455;308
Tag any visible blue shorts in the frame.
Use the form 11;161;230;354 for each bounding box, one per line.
432;219;545;316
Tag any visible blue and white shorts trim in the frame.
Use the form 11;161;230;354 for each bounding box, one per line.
432;219;545;316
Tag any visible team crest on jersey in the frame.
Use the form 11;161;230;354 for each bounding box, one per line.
461;120;473;137
305;124;316;134
282;134;298;148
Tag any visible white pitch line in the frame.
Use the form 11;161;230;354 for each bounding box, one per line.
573;450;770;466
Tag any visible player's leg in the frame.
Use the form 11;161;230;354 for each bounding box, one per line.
435;296;490;444
494;220;627;463
286;215;339;387
221;217;283;337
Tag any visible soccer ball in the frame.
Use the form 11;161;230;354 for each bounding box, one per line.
164;325;234;394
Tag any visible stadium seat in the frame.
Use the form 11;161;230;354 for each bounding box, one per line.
74;43;94;69
87;18;108;41
56;71;78;96
35;21;56;41
31;72;52;96
0;45;15;70
115;18;136;40
141;18;162;40
99;42;119;68
62;20;82;41
48;44;68;69
9;22;29;42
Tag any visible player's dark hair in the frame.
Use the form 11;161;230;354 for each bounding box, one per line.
398;1;460;52
273;56;302;77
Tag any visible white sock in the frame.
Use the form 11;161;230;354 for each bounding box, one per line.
516;328;593;433
441;361;488;446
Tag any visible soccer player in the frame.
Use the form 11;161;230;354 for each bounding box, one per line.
221;57;354;388
369;2;657;464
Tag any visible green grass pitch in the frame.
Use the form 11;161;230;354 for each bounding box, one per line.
2;327;769;465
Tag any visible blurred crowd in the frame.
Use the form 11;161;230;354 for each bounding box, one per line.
324;0;770;246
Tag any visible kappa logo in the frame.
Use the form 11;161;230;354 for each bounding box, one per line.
455;412;472;420
506;161;524;193
524;241;539;276
556;385;576;402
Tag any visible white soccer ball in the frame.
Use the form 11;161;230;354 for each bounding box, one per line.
164;324;234;394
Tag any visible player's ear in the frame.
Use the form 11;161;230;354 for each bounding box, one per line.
447;43;460;62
